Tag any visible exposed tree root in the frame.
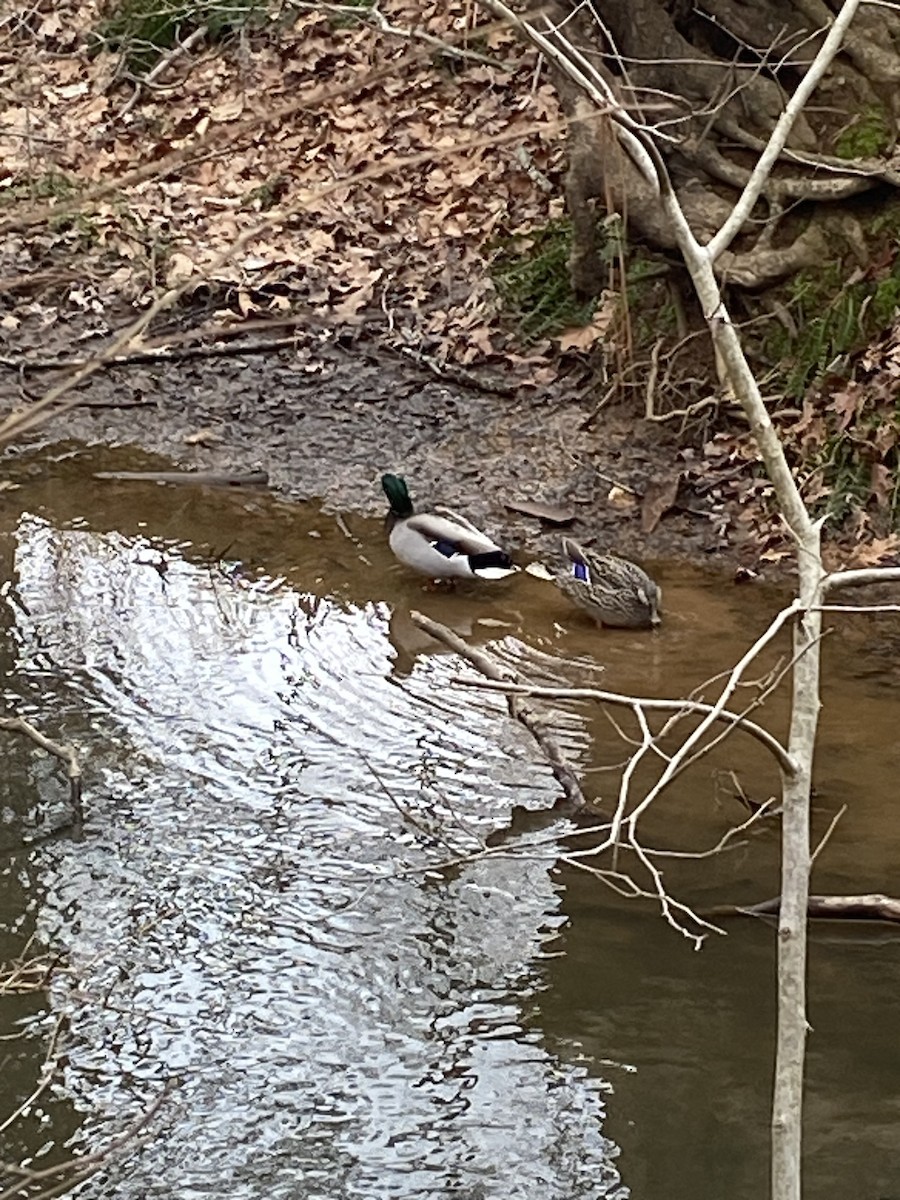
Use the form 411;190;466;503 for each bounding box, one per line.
539;0;900;292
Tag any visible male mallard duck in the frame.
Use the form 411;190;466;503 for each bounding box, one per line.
381;473;519;581
557;536;661;628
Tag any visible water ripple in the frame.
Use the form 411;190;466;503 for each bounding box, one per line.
5;514;626;1199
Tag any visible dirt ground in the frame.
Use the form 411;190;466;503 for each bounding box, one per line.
0;316;741;571
0;0;777;573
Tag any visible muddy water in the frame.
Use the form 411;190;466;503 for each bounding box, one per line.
1;447;900;1199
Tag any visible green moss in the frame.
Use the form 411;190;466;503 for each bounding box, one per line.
627;256;677;342
94;0;265;72
0;170;76;206
834;106;892;159
243;175;288;211
490;219;597;344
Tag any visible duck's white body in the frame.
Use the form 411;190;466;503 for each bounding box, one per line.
389;509;516;579
381;475;518;581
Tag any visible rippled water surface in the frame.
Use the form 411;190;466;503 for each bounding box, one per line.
2;447;900;1200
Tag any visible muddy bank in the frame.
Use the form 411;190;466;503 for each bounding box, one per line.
1;333;735;570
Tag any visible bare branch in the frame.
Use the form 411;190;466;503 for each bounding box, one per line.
456;662;795;773
810;804;847;869
410;611;587;810
0;716;82;824
822;565;900;592
706;0;863;260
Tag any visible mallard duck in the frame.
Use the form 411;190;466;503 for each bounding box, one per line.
381;473;519;581
557;536;661;628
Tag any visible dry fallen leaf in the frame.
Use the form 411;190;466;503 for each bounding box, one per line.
640;475;681;534
524;561;555;580
855;534;900;565
505;499;576;525
607;485;638;509
183;428;223;446
555;302;614;352
166;253;196;286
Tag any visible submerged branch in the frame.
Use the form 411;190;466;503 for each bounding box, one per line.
410;611;587;811
455;678;794;772
0;716;82;826
0;1083;174;1200
713;894;900;924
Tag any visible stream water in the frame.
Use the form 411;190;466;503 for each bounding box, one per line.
1;446;900;1199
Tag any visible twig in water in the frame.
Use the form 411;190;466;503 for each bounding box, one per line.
0;716;82;828
410;611;587;811
810;804;847;870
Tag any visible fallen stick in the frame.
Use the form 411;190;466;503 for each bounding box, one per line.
713;894;900;924
409;611;587;811
93;470;269;487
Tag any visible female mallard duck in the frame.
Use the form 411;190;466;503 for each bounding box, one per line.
381;473;519;581
557;536;661;628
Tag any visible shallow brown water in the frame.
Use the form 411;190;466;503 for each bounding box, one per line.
1;445;900;1199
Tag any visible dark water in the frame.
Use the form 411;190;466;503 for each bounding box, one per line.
1;447;900;1199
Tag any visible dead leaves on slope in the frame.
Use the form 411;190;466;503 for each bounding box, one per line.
1;0;564;376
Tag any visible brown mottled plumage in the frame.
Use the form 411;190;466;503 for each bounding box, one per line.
557;537;661;629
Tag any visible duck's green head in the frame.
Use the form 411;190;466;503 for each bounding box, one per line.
381;473;414;518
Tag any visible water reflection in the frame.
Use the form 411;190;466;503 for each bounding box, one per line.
2;452;900;1200
3;511;626;1199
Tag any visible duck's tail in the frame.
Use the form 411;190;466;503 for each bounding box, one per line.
468;550;519;580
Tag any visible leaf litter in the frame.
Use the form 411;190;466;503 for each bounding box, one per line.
3;0;900;568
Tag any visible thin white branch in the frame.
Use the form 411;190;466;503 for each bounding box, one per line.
707;0;862;260
814;603;900;613
822;565;900;592
810;804;847;870
627;835;724;946
477;0;660;188
648;798;781;859
615;705;653;840
457;598;799;777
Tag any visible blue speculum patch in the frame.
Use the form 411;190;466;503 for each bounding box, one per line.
573;561;589;583
433;539;457;559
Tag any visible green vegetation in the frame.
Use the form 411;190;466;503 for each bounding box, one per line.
94;0;266;72
0;171;101;244
243;176;288;210
627;256;679;343
799;385;900;527
765;256;900;401
491;219;596;343
834;106;892;159
762;228;900;526
0;170;76;206
491;217;671;346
